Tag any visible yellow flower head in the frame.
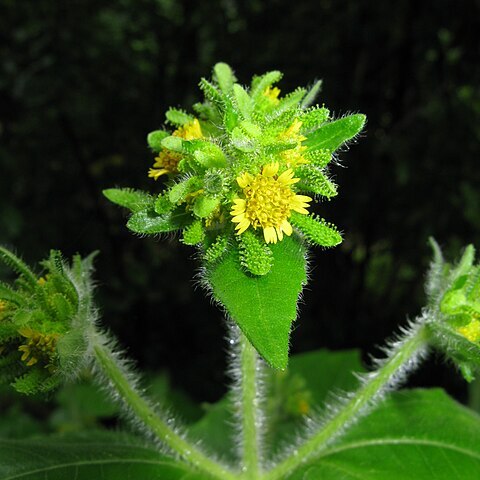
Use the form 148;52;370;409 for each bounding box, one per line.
149;119;203;180
148;150;182;179
457;318;480;343
231;162;312;244
173;118;203;140
279;119;308;167
0;300;6;313
18;328;59;368
263;86;281;105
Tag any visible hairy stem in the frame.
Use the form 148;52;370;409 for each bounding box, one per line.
92;335;237;480
239;332;263;478
264;323;429;480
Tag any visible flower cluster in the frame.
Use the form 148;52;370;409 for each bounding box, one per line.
426;240;480;381
0;248;95;394
105;63;365;276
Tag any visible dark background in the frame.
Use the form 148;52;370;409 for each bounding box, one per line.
1;0;479;405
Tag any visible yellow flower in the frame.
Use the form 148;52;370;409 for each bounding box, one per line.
18;328;59;368
231;162;312;244
279;119;308;167
263;86;281;105
173;118;203;140
457;319;480;343
148;151;182;179
149;119;203;180
0;300;6;313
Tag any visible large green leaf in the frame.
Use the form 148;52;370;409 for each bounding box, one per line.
288;388;480;480
0;432;207;480
206;235;307;369
304;114;366;152
190;349;363;460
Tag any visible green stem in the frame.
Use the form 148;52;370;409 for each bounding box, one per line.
239;332;262;478
264;324;429;480
92;336;237;480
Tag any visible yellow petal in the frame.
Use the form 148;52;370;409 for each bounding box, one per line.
292;206;310;215
295;195;313;203
281;220;293;236
232;213;246;223
237;173;252;188
263;226;277;244
275;226;284;241
236;219;250;234
262;162;279;177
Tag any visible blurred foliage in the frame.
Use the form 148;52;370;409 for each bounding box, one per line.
0;0;479;405
0;369;201;439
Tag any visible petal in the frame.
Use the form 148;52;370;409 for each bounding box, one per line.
237;173;252;189
295;194;313;203
276;226;284;241
233;198;246;208
262;162;279;177
232;213;246;223
236;219;250;234
292;206;310;215
263;226;277;244
281;220;293;236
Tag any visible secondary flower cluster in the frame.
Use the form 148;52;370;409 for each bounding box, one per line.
426;241;480;381
105;63;365;276
0;248;95;394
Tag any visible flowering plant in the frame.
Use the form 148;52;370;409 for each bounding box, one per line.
1;64;480;480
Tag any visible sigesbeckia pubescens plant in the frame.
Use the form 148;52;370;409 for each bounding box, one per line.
2;64;480;480
104;63;365;368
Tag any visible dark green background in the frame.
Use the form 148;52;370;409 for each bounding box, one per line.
1;0;479;404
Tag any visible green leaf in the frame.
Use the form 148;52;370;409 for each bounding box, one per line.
213;62;236;94
161;136;184;153
301;80;323;109
0;432;208;479
127;210;191;234
206;235;307;369
304;114;366;152
165;108;194;126
289;389;480;480
233;84;253;119
103;188;153;213
147;130;170;152
193;196;220;219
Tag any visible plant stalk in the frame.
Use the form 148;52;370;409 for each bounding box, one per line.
239;333;263;478
92;337;237;480
264;324;429;480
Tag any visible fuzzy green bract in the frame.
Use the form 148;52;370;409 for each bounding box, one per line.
104;63;365;367
426;240;480;381
0;247;96;394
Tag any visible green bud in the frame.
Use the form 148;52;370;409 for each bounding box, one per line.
182;221;205;246
204;234;230;264
290;212;342;247
238;230;274;276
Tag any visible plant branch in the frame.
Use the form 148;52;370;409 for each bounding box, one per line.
92;333;237;480
264;322;430;480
